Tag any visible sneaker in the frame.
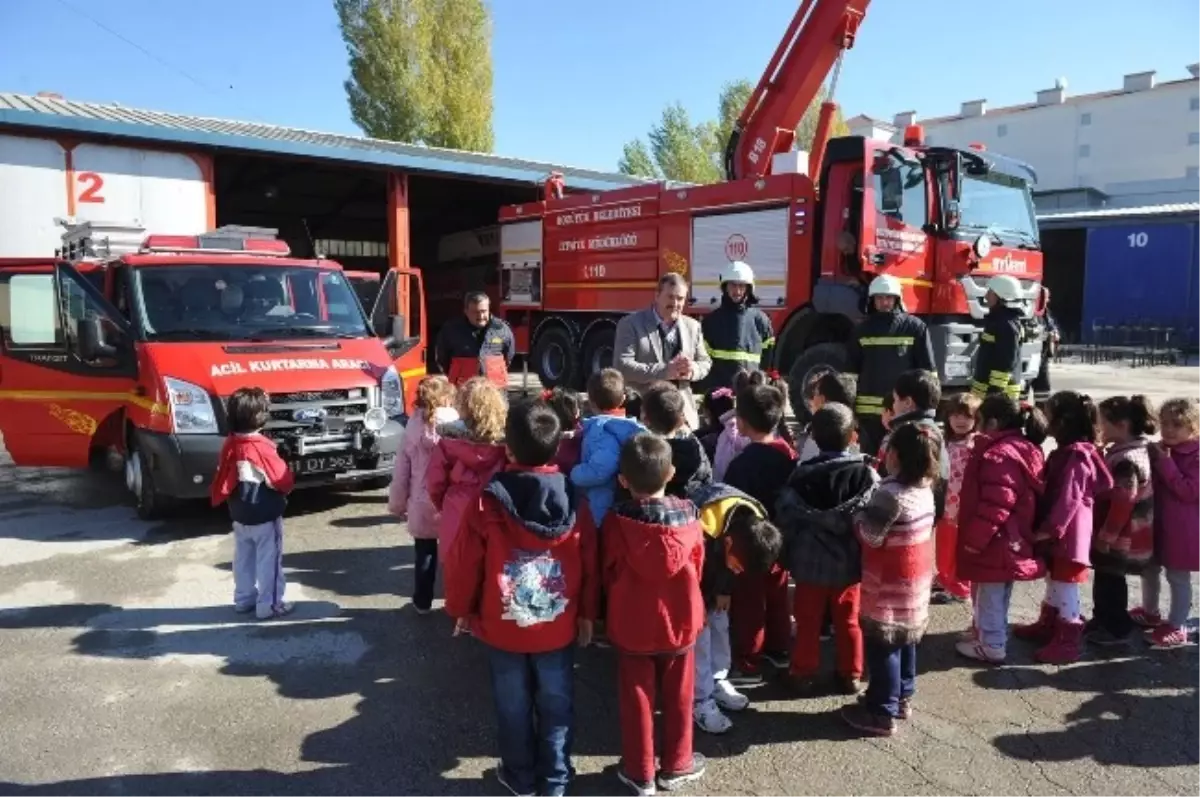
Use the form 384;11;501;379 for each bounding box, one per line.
957;625;978;643
931;591;968;605
495;764;534;797
1129;607;1164;628
693;700;733;734
1084;626;1131;647
761;650;790;669
234;603;255;614
840;704;896;736
713;679;749;712
1147;625;1190;649
726;669;764;687
257;602;294;621
657;753;707;791
836;675;864;696
857;692;911;720
617;769;656;796
955;639;1005;664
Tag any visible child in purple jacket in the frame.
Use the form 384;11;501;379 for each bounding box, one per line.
1017;391;1112;665
1134;398;1200;649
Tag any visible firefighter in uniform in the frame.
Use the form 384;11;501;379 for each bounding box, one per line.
845;274;937;457
701;261;775;392
434;291;514;388
970;275;1025;401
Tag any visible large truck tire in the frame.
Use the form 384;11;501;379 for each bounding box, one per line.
785;341;849;423
581;326;617;384
531;326;579;389
125;441;176;522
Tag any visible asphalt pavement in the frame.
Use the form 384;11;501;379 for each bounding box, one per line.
0;362;1197;796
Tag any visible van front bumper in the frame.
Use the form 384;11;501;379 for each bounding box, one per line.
133;420;403;501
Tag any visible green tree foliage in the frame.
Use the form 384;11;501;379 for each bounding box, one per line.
336;0;494;152
619;79;850;183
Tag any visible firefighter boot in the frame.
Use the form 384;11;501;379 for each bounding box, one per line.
1012;602;1058;644
1034;618;1085;665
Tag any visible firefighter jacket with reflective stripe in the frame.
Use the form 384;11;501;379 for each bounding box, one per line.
844;310;936;418
701;295;775;391
435;315;514;387
971;305;1022;399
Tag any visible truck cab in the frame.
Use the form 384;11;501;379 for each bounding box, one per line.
0;222;425;518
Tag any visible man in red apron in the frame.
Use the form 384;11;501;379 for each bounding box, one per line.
435;292;514;388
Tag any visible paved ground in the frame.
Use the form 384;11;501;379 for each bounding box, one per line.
0;363;1197;796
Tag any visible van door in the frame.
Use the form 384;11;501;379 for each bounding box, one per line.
371;267;427;413
862;146;934;311
0;262;138;467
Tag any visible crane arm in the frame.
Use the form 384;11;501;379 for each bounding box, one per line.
723;0;869;182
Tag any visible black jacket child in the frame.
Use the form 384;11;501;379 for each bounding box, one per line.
776;453;878;587
665;431;714;499
723;438;798;522
688;482;769;610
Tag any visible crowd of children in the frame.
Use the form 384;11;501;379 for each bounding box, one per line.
209;362;1199;797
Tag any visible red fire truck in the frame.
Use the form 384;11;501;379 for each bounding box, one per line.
0;222;426;518
498;0;1045;412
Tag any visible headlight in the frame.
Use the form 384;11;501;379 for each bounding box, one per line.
973;234;992;258
164;377;218;435
380;365;404;418
363;407;388;432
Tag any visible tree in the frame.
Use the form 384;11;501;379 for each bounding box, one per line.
335;0;494;152
617;79;849;183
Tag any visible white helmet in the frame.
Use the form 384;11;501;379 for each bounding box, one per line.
868;274;903;298
986;274;1023;303
719;260;755;286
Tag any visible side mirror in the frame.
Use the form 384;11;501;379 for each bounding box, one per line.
880;168;903;214
77;316;116;361
380;313;407;346
945;199;961;230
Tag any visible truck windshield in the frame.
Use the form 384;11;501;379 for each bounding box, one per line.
958;172;1039;243
132;265;371;341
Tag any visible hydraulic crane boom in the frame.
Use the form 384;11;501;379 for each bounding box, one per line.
723;0;869;182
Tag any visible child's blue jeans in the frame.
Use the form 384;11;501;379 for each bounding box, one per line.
487;644;575;796
863;638;916;719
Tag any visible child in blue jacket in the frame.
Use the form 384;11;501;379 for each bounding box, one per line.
571;369;645;525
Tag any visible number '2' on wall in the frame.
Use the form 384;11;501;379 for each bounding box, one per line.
76;172;105;204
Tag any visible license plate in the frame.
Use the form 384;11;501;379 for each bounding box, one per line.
289;454;356;475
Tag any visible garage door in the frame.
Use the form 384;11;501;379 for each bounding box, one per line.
1082;222;1194;341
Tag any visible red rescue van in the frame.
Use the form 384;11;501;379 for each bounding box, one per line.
0;222;426;518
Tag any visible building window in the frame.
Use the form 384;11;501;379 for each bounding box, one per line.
1080;112;1092;126
1189;132;1200;146
1078;144;1091;158
1191;96;1199;111
997;124;1008;137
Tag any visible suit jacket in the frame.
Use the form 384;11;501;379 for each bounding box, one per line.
614;306;712;430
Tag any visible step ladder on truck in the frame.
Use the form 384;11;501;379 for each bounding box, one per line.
497;0;1046;415
0;220;427;519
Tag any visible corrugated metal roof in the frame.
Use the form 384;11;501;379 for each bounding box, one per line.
0;92;649;192
1037;202;1200;224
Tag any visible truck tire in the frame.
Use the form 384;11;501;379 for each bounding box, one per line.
785;342;849;423
531;326;579;389
125;442;175;521
581;326;616;384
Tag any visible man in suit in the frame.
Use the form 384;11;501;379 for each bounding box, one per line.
614;273;712;430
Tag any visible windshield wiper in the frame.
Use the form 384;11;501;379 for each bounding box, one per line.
150;328;241;340
251;325;363;339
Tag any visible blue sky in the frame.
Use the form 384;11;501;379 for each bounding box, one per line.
2;0;1197;171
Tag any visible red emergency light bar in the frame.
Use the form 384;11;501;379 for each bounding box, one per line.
140;235;291;256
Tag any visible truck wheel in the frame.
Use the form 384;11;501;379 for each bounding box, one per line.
125;443;175;521
531;326;579;389
785;342;849;423
581;326;616;384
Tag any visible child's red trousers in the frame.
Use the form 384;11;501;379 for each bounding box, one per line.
936;518;971;599
617;650;695;783
790;581;862;679
731;564;792;672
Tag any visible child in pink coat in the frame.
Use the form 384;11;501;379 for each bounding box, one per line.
389;375;458;613
426;377;508;580
1136;397;1200;649
1016;391;1112;664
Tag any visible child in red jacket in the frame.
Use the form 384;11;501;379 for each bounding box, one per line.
605;433;707;795
211;387;296;620
445;401;598;797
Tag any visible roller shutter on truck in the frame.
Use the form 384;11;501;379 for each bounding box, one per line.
691;207;789;309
